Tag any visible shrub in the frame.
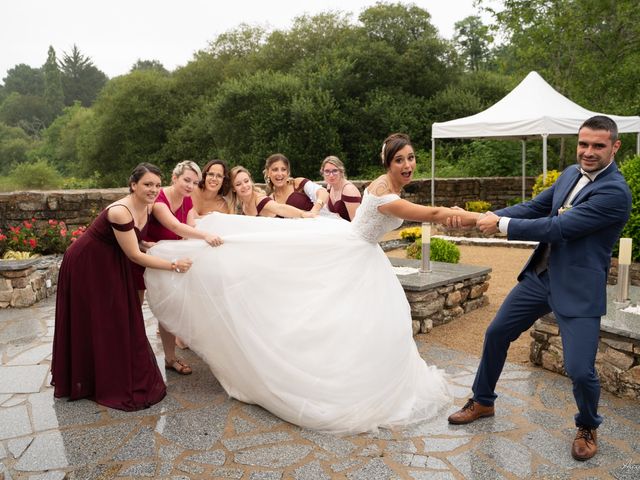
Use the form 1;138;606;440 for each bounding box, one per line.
8;158;64;190
620;155;640;262
465;200;491;213
1;220;38;253
506;196;524;206
532;169;560;197
406;237;460;263
0;219;86;256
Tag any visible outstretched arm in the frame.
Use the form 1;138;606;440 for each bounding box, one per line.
152;202;223;246
260;199;315;218
108;206;193;272
378;198;480;226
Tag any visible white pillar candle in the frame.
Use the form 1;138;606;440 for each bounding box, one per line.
619;238;632;265
422;222;431;241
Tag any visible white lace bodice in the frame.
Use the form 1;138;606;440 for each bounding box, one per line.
351;190;403;243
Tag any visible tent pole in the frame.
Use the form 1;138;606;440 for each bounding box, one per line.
637;133;639;155
542;134;548;182
431;139;436;206
521;140;526;201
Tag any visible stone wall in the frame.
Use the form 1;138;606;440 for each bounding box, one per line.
0;256;61;308
0;177;534;231
390;258;491;335
406;274;490;335
530;314;640;400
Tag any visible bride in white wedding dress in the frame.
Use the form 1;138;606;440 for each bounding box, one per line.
145;134;479;433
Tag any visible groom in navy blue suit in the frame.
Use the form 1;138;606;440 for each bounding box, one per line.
447;116;632;461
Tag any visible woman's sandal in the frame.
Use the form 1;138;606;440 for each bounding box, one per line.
165;358;192;375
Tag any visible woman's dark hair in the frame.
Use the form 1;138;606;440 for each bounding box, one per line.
380;133;413;169
199;159;230;196
128;162;162;193
263;153;291;191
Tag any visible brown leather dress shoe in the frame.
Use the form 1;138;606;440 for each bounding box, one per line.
571;426;597;461
447;398;495;424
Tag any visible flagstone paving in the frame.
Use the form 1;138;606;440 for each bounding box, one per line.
0;297;639;479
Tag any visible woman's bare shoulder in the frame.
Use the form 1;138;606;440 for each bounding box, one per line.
367;176;392;196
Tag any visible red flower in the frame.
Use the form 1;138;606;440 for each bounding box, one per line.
29;238;37;249
0;234;6;241
10;226;20;234
60;229;67;236
48;219;58;226
23;221;32;229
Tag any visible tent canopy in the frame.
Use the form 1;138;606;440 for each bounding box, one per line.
432;71;640;139
429;71;640;204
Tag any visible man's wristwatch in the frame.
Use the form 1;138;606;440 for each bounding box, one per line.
495;216;501;228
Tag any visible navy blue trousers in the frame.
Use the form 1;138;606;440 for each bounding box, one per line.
472;268;603;429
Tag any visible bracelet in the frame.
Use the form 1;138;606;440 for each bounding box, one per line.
171;259;178;272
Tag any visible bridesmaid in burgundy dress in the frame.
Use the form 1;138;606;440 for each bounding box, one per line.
263;154;329;214
51;163;194;411
320;156;362;221
230;166;316;218
140;160;223;372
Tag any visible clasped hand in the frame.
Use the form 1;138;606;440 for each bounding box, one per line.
476;211;500;234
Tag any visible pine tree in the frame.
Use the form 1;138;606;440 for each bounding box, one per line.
42;46;64;123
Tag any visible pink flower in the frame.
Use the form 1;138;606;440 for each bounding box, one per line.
60;229;67;236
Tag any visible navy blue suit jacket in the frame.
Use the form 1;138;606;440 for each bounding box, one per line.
495;162;631;318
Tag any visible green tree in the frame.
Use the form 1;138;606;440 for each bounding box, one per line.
206;71;342;177
2;64;44;96
0;123;35;173
60;45;108;106
42;46;64;123
0;92;48;135
33;102;92;175
130;59;170;75
77;70;183;185
454;15;493;71
486;0;640;113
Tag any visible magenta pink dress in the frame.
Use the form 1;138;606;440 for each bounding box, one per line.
51;206;166;411
145;189;193;242
132;189;193;289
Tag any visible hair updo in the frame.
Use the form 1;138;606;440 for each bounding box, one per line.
380;133;412;169
128;162;162;193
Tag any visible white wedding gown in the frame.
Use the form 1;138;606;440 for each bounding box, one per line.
145;191;452;433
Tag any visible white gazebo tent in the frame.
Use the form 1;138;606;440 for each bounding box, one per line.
430;71;640;205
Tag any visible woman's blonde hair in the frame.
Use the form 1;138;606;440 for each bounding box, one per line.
319;155;347;179
172;160;202;180
229;165;266;212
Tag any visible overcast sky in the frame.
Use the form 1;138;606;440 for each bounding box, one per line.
1;0;492;81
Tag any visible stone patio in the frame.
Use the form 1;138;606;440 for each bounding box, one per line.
0;297;639;480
